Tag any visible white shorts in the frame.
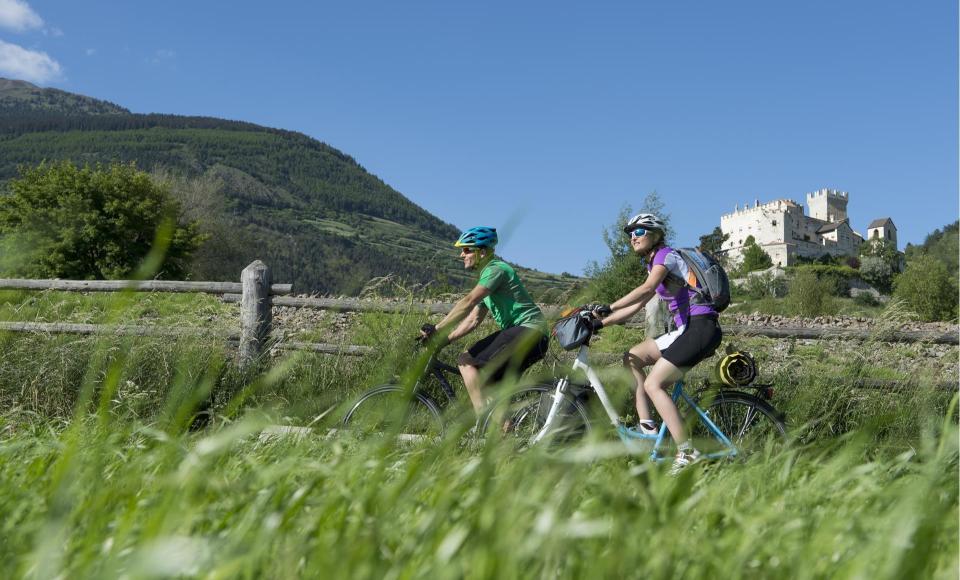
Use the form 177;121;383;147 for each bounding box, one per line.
654;325;686;352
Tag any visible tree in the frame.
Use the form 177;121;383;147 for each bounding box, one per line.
585;192;672;302
859;256;894;294
785;269;839;317
892;255;958;322
698;226;729;265
738;236;773;274
0;161;205;279
859;238;901;273
904;220;959;277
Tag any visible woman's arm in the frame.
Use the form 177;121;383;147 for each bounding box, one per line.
601;264;669;326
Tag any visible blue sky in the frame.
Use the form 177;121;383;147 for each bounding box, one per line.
1;0;957;275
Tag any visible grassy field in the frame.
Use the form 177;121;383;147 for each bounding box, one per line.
0;290;957;578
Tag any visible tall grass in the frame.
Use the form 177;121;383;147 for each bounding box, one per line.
0;290;957;578
0;399;956;578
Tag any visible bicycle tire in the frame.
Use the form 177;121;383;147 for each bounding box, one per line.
341;385;445;441
689;390;787;456
480;384;591;449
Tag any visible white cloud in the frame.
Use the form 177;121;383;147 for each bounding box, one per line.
153;48;175;61
0;39;62;83
0;0;43;32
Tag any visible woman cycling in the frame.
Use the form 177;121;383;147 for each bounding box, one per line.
587;213;722;473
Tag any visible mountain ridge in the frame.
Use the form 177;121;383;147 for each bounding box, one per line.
0;79;575;298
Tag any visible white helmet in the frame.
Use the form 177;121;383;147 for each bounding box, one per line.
623;213;666;234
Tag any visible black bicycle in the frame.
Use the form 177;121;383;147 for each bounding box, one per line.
341;347;466;439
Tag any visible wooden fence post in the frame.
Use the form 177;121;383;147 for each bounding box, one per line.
239;260;272;368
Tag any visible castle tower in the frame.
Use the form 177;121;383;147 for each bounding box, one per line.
805;188;848;223
866;218;897;249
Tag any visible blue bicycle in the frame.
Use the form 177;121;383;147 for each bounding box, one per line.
480;324;787;460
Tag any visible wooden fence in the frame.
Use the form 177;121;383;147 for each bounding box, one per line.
1;261;957;372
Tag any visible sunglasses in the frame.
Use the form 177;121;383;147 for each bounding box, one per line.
629;227;648;239
460;246;478;254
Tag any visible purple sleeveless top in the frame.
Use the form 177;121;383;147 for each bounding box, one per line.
647;246;717;328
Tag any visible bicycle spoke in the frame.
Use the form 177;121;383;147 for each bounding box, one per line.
689;392;786;457
736;404;759;442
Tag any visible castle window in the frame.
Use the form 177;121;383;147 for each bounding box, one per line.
772;220;777;226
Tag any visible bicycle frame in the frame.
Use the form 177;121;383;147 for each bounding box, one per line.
533;344;738;461
417;354;460;406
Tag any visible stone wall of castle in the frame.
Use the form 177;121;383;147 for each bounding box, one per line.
719;188;869;267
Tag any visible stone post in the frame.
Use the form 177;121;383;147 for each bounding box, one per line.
239;260;272;368
644;295;671;339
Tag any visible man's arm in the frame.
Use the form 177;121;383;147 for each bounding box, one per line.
446;304;488;343
435;284;491;335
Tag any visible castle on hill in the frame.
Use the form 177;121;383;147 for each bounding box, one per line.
719;188;897;267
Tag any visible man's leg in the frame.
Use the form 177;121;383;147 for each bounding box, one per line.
458;363;485;412
623;338;661;421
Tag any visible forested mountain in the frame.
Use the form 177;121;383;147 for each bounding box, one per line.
0;79;573;296
905;220;959;277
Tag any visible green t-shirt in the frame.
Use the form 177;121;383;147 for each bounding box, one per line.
477;259;546;332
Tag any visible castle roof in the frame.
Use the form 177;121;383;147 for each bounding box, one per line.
817;220;852;234
868;218;895;229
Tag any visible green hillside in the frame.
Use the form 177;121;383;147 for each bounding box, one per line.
0;79;572;296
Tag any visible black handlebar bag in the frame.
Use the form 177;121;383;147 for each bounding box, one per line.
552;312;592;351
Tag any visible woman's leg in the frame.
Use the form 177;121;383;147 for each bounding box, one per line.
642;357;687;443
623;339;661;421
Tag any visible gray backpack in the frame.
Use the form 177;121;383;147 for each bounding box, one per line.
673;248;731;312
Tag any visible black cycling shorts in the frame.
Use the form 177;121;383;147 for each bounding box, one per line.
660;315;723;369
458;326;549;383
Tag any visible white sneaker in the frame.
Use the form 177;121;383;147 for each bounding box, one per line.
637;421;658;435
669;449;702;476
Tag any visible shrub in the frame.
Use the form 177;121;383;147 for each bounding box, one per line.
859;256;894;294
736;235;773;275
739;271;787;299
0;161;205;279
785;269;840;317
787;264;857;297
892;255;959;322
852;291;882;308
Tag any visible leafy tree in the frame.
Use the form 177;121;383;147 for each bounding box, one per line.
585;192;672;302
859;256;894;294
904;220;958;278
738;236;773;275
859;238;901;273
0;161;205;279
785;269;839;317
698;226;728;262
892;255;958;322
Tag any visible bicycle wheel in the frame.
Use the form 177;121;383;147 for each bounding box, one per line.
480;384;591;449
341;385;444;441
688;390;786;457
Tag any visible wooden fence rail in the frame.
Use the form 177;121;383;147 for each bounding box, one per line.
0;278;292;295
1;262;958;370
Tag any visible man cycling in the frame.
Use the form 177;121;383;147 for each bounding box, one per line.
420;226;549;412
585;214;722;473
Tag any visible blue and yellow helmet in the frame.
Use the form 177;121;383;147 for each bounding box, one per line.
455;226;498;248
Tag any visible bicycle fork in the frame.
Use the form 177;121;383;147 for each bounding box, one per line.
532;346;623;444
531;378;571;445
